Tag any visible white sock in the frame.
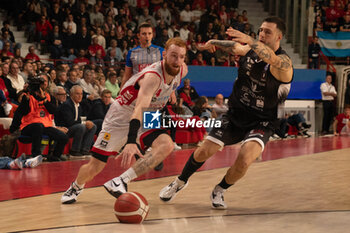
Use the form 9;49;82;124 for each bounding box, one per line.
119;168;137;183
74;180;85;189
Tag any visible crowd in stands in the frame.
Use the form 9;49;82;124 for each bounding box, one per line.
308;0;350;67
0;0;246;162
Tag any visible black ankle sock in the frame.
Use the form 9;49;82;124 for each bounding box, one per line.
218;176;233;189
178;153;204;183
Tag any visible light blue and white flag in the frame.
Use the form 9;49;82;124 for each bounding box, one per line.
317;31;350;57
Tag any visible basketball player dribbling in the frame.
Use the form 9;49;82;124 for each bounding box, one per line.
160;16;294;209
61;38;188;204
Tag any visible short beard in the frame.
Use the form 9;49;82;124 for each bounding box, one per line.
164;62;180;76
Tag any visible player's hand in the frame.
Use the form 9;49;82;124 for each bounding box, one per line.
119;143;144;168
226;27;253;44
169;91;177;104
199;40;216;53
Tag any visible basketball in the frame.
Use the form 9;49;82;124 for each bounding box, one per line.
114;192;149;224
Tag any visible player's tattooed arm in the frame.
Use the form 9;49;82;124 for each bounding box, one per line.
209;40;237;54
250;39;292;71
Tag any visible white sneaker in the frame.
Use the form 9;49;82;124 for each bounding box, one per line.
9;158;23;170
173;143;181;150
25;155;43;168
210;185;227;209
159;177;188;202
61;182;83;204
103;177;127;198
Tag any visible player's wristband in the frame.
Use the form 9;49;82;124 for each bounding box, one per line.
127;119;141;144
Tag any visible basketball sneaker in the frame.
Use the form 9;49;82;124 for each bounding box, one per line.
210;185;227;209
24;155;43;168
61;182;83;204
103;177;128;198
159;177;188;202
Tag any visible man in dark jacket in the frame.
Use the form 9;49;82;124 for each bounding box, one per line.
55;85;96;156
87;89;112;134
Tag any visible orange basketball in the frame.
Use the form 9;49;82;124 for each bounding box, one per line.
114;192;149;224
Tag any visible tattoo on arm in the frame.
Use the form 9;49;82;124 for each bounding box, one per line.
210;40;237;54
250;40;292;71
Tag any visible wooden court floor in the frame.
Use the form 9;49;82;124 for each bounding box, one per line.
1;136;350;233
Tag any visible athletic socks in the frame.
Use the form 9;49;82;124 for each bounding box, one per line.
120;167;137;183
178;152;205;183
218;176;233;189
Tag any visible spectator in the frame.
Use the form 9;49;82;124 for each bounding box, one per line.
62;25;76;52
24;45;40;62
168;24;179;38
90;4;104;28
35;15;52;43
179;23;190;42
105;0;118;18
313;15;325;33
7;62;25;95
49;2;64;26
90;49;105;68
326;0;344;23
180;4;194;23
340;12;350;31
0;72;16;117
92;27;106;49
328;20;339;32
63;13;77;34
138;8;157;27
192;52;207;66
1;41;14;57
80;69;99;101
55;85;96;156
88;36;106;58
48;24;64;59
107;39;123;62
333;105;350;135
10;74;69;161
75;26;91;51
320;74;337;134
187;40;198;64
19;61;35;82
158;2;172;26
308;37;321;69
1;20;15;43
87;89;112;134
64;69;80;92
74;49;90;67
276;113;311;138
55;70;68;89
54;86;67;106
75;3;91;27
179;86;195;108
154;28;169;48
105;71;120;98
0;154;43;170
178;78;200;101
212;93;228;118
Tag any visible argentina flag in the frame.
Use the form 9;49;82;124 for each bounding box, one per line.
317;31;350;57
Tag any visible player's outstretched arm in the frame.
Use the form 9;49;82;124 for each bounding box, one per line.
226;27;293;83
199;38;249;56
119;73;161;168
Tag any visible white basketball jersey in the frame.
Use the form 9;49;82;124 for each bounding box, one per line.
102;61;184;129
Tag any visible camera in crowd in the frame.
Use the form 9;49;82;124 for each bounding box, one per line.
27;76;45;95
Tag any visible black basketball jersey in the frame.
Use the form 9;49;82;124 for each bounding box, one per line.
228;47;293;128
